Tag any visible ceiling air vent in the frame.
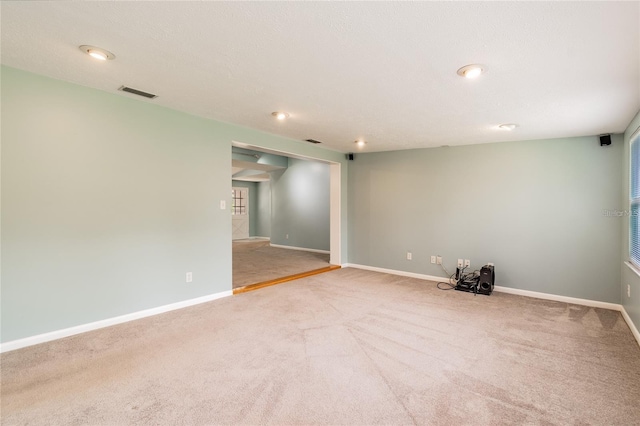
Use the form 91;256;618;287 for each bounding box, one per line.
118;86;158;99
304;139;322;144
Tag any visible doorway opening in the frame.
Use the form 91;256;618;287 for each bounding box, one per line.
231;142;341;292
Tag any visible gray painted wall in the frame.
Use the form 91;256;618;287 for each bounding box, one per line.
1;66;348;343
256;181;272;238
348;135;623;303
621;109;640;332
270;158;330;251
7;62;630;346
1;67;231;342
231;180;258;237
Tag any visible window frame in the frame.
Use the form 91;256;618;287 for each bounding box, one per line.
231;188;247;216
630;128;640;268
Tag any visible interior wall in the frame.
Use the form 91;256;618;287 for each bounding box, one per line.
256;181;271;238
348;135;623;303
1;66;348;343
270;158;330;251
231;180;257;237
621;109;640;332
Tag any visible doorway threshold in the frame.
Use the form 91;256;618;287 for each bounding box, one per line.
233;265;341;295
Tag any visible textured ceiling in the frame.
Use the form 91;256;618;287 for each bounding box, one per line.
1;1;639;152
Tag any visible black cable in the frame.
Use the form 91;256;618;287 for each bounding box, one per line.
437;267;482;292
450;267;482;295
437;272;457;290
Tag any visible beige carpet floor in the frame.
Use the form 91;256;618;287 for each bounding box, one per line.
2;268;640;425
233;239;330;288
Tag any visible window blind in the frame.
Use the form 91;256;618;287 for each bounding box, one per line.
630;129;640;267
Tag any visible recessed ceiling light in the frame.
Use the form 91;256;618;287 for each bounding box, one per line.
272;112;290;120
355;140;366;147
498;123;518;131
79;45;115;61
456;64;485;79
89;51;107;61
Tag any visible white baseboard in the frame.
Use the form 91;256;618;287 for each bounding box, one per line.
345;263;621;309
492;285;622;311
0;290;233;354
621;306;640;348
4;267;638;352
343;263;452;285
233;237;269;242
270;243;330;254
344;263;640;347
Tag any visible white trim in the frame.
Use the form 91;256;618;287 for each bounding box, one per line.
231;140;343;266
345;263;623;310
492;286;621;311
234;236;270;242
345;263;639;348
270;243;330;254
345;264;640;349
329;162;341;265
0;290;232;354
343;263;452;284
621;306;640;348
342;262;640;345
624;261;640;279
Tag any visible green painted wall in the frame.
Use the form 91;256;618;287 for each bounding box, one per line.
5;62;630;344
348;135;623;303
256;181;271;238
270;158;330;251
1;66;348;343
621;109;640;332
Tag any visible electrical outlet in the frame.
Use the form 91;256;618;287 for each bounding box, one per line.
406;252;412;261
457;259;463;268
436;255;442;265
464;259;470;268
220;200;226;210
285;234;289;239
628;284;631;298
430;255;436;264
186;272;193;283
